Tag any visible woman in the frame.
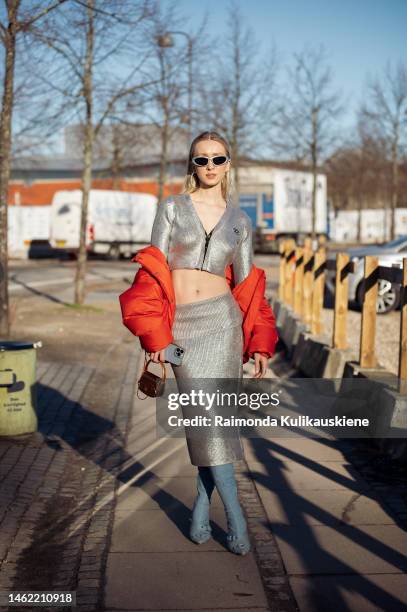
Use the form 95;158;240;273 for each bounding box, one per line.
119;132;278;555
120;130;278;556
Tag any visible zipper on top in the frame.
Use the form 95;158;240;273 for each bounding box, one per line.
200;229;213;270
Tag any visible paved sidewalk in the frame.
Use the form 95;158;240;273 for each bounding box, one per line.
2;267;290;611
102;358;297;612
1;281;406;610
0;338;140;611
104;354;407;612
244;433;407;612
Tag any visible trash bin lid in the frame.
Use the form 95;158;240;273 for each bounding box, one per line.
0;341;36;351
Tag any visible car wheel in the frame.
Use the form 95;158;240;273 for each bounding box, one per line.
356;279;400;314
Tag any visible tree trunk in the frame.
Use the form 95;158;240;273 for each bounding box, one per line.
0;4;19;336
311;108;318;240
74;0;94;305
112;142;120;190
230;139;240;204
390;141;398;241
357;198;362;243
158;115;168;203
311;166;317;240
233;155;240;204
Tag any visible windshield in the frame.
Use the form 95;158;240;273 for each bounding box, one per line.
384;235;407;248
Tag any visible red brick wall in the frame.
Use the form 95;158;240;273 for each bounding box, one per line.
8;179;184;206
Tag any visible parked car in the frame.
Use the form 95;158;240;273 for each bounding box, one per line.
325;236;407;314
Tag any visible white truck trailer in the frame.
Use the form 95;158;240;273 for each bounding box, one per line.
8;206;51;257
239;168;328;253
50;189;157;258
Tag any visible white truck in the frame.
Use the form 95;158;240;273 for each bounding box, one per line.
50;189;158;259
8;206;51;257
239;168;328;253
328;208;407;243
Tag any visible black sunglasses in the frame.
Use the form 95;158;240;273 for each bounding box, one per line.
192;155;230;167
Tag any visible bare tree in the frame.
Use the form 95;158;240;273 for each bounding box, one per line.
124;0;210;203
33;0;153;304
0;0;68;336
326;122;388;241
360;60;407;240
197;0;279;200
274;44;343;238
354;116;391;240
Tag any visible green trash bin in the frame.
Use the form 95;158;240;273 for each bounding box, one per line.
0;341;42;436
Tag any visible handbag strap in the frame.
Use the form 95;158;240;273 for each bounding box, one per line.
140;350;167;380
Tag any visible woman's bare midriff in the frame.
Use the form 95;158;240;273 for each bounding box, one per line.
172;268;231;304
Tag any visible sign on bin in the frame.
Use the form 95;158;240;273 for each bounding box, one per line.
0;341;42;437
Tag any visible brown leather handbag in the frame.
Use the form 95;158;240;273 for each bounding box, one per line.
137;351;167;400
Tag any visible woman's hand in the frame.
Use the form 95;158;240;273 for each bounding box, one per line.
148;349;166;364
253;352;269;378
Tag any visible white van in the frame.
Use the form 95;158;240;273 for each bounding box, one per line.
50;189;158;258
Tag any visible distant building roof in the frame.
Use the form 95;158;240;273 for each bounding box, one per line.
11;154;171;173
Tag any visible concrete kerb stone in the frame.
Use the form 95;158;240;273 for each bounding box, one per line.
268;294;278;310
291;331;310;370
291;334;351;379
319;345;353;379
281;312;308;357
342;362;407;459
273;298;289;331
273;298;350;378
343;361;400;386
376;387;407;460
297;336;326;377
272;298;364;380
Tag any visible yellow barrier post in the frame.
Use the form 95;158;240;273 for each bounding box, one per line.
284;239;295;306
332;253;350;349
279;240;286;300
359;256;378;368
311;247;326;336
294;247;304;316
303;243;314;328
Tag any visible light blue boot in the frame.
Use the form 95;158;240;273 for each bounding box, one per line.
210;463;250;555
190;466;215;544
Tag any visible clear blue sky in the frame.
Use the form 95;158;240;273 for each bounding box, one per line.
164;0;407;133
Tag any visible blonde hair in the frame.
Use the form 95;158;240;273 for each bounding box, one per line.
181;131;233;201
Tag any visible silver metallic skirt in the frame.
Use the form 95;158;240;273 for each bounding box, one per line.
170;290;244;466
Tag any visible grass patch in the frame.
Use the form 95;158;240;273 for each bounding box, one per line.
63;303;104;313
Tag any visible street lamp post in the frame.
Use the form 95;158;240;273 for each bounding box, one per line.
157;30;193;142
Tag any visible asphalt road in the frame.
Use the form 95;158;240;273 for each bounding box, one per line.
8;258;136;302
8;255;280;302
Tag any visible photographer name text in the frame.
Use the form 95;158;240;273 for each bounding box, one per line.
167;415;370;428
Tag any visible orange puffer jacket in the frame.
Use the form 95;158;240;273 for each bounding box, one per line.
119;245;278;364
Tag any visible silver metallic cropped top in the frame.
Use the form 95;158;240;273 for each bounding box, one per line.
150;193;253;285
